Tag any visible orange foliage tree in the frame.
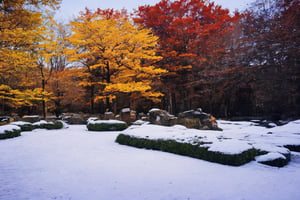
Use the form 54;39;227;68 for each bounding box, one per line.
0;0;61;115
67;9;165;113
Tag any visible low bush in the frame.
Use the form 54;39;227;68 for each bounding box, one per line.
0;126;21;140
11;122;35;132
19;124;35;131
87;120;127;131
115;134;264;166
36;121;64;130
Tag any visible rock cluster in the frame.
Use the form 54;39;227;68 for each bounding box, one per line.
149;108;219;130
22;108;219;130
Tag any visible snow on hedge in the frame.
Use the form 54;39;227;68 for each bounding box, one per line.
10;121;32;126
207;139;253;155
0;125;21;134
88;119;126;125
122;119;300;156
33;120;53;126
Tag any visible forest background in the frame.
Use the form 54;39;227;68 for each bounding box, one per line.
0;0;299;120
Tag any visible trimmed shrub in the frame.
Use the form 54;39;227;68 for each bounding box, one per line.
38;121;64;130
0;126;21;140
116;134;264;166
19;124;35;131
11;122;35;132
87;120;127;131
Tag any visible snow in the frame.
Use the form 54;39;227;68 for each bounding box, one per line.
207;139;253;155
22;115;40;118
121;108;130;113
87;117;98;123
58;120;69;129
10;121;32;126
1;120;300;199
33;120;54;126
149;108;160;112
255;152;286;162
0;125;21;134
132;120;148;125
87;119;126;125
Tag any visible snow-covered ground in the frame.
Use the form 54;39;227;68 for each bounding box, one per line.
1;121;300;200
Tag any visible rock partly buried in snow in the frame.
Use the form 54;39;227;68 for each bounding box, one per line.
62;113;86;124
87;119;128;131
132;120;148;125
21;115;41;123
178;108;220;130
104;112;115;120
120;108;137;125
148;109;177;126
255;152;289;167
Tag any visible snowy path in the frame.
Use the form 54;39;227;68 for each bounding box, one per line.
1;125;300;200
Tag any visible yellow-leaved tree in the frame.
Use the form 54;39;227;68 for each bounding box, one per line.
67;9;166;112
0;0;61;115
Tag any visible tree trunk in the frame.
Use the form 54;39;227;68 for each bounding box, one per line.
106;61;111;111
90;85;94;114
42;79;46;119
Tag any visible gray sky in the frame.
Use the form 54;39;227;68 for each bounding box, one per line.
55;0;254;22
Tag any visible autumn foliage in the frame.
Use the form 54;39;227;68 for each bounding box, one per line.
0;0;299;119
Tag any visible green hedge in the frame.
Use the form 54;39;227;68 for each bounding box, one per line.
87;122;127;131
0;121;64;140
116;134;264;166
36;121;63;130
18;124;35;132
13;121;64;132
0;129;21;140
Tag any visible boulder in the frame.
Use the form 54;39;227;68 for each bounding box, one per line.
120;108;136;125
21;115;41;123
104;112;115;120
62;113;86;124
0;116;13;125
148;108;177;126
177;108;219;130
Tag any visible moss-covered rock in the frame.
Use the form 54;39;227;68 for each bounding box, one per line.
116;134;263;166
87;120;127;131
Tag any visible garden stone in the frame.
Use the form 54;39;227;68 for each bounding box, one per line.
178;108;219;130
148;109;177;126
